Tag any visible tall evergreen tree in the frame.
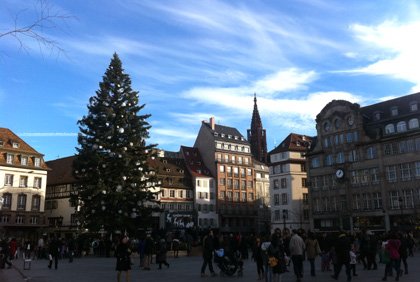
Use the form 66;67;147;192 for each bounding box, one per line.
71;53;159;235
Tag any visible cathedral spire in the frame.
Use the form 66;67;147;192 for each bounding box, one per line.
247;93;268;163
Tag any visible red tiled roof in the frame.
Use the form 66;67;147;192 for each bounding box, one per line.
268;133;313;155
0;127;49;170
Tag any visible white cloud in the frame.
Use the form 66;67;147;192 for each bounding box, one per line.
348;19;420;92
252;69;318;95
18;132;78;137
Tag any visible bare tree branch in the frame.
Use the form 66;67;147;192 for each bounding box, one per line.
0;0;73;56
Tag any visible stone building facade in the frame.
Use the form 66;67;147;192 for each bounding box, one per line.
307;93;420;232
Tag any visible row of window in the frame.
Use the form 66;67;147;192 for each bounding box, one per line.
384;118;419;135
4;154;41;167
196;179;214;188
4;174;42;188
160;203;193;211
312;189;419;213
218;178;254;189
323;131;359;148
216;154;251;165
272;208;310;221
197;204;215;212
215;142;250;153
219;165;253;176
160;189;193;198
218;191;254;202
1;214;40;224
1;193;41;211
385;162;420;182
384;138;420;155
312;138;420;169
197;191;215;200
270;152;290;163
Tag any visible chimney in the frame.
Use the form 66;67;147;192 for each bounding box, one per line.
210;117;215;130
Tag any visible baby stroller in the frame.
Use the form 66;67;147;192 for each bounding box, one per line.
214;248;243;276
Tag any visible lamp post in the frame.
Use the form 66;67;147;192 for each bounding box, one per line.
398;197;404;229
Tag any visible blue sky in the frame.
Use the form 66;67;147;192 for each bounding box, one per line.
2;0;420;161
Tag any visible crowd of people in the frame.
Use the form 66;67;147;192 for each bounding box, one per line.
246;228;417;282
0;228;418;282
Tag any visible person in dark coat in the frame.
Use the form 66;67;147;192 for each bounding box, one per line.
331;232;352;282
268;233;285;282
252;236;264;280
201;229;217;277
0;239;12;269
156;238;169;269
115;236;132;282
143;234;154;270
48;237;60;270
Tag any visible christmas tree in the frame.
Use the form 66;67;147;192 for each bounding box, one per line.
71;53;160;235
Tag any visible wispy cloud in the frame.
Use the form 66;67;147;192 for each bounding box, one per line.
19;132;78;137
346;19;420;92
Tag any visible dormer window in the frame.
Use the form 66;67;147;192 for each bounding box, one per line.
410;102;418;112
0;140;3;147
391;107;398;116
12;142;19;148
162;159;167;164
6;154;13;164
241;137;245;141
34;157;41;167
221;133;225;138
21;156;28;166
234;136;239;140
374;112;381;121
385;124;395;134
396;121;407;132
214;132;219;137
228;135;232;139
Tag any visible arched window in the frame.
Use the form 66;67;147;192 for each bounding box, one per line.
409;118;419;129
385;124;395;134
397;121;407;132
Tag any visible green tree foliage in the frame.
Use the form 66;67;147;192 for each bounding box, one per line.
71;53;160;235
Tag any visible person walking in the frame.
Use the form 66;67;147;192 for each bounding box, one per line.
200;229;217;277
382;232;402;281
115;236;132;282
143;233;153;270
0;239;12;269
68;237;75;263
252;236;264;280
349;245;358;277
399;232;409;274
268;233;285;282
48;237;60;270
305;231;321;277
156;238;170;269
261;234;273;282
331;232;352;282
289;229;306;282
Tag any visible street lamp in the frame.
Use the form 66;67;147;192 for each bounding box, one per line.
398;197;404;228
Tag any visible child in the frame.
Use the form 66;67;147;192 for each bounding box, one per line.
350;245;358;277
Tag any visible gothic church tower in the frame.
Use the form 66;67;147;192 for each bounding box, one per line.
247;94;268;163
